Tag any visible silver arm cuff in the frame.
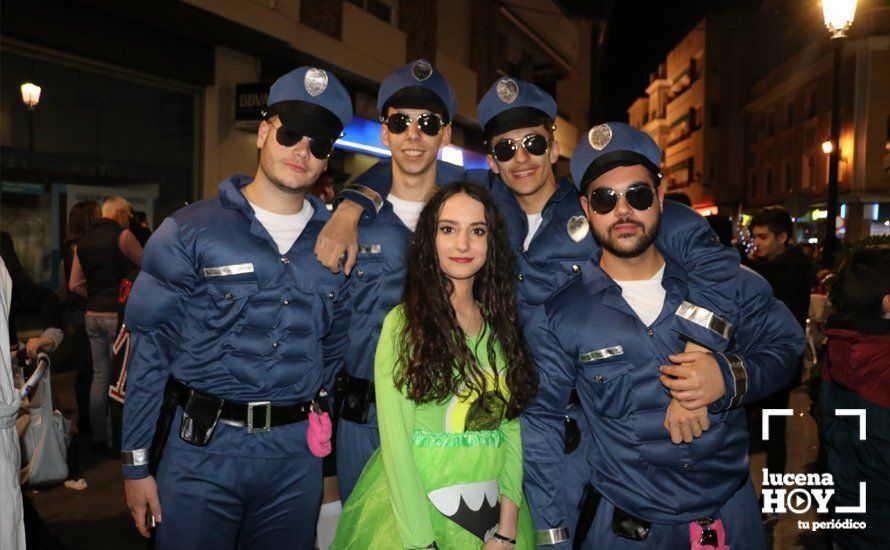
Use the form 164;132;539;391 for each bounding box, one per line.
722;353;747;408
535;527;570;546
675;301;733;340
121;449;150;466
344;184;385;213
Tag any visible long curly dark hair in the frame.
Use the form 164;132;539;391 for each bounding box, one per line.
395;182;537;420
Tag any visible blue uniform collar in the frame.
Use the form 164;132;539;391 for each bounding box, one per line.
218;175;329;224
217;175;331;254
580;249;688;297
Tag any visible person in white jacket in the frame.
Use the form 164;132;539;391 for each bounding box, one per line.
0;257;25;549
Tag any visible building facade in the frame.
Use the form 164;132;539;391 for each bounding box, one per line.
743;7;890;241
1;0;594;285
627;16;752;214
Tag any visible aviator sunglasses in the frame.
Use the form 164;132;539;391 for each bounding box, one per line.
269;120;335;159
382;113;446;136
588;183;657;215
490;134;550;163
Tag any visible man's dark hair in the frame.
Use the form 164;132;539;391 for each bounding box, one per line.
749;206;793;240
831;246;890;318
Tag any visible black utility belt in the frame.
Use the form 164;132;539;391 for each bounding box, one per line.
334;372;375;424
167;378;314;446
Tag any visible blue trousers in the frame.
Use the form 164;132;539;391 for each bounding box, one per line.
336;417;380;502
154;443;322;549
580;479;765;549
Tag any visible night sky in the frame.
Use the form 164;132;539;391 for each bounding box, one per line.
598;0;713;121
557;0;742;121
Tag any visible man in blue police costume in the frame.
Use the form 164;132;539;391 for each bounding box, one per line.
524;122;804;548
334;59;463;501
317;78;747;538
120;67;352;549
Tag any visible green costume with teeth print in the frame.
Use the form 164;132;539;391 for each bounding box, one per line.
333;307;533;549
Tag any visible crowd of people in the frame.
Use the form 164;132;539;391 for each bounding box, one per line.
1;58;887;550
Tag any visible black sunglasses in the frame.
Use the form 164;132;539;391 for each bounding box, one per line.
270;121;335;159
588;184;656;214
382;113;445;136
490;134;550;163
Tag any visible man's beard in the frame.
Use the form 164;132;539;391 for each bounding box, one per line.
260;147;315;195
593;215;660;258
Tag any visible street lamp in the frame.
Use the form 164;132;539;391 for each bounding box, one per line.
821;0;856;269
20;82;42;158
20;83;41;110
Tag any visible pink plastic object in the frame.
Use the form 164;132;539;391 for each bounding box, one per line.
689;518;729;550
307;409;332;457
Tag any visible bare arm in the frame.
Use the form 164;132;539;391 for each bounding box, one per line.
68;248;87;298
314;201;362;275
118;229;143;267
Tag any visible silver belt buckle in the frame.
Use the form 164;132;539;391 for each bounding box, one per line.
247;401;272;433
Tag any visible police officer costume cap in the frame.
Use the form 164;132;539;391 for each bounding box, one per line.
570;122;662;193
377;59;456;123
477;76;557;142
264;66;353;141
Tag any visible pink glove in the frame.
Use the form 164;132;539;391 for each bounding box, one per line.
307;409;332;458
690;518;729;550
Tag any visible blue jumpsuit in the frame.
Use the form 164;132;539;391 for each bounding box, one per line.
525;254;804;549
335;161;465;501
122;176;349;549
340;161;743;540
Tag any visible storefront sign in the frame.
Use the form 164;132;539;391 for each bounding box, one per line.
235;83;270;121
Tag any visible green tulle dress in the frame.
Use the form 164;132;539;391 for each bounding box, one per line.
332;307;534;549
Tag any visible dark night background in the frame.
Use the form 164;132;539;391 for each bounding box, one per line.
560;0;757;121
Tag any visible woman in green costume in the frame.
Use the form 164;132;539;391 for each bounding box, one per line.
333;182;538;549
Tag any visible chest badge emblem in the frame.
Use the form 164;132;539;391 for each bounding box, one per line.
566;215;589;242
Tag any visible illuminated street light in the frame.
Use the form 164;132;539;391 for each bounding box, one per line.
821;140;833;154
21;83;41;110
820;0;857;268
823;0;858;38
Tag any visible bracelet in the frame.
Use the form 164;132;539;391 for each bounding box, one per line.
491;532;516;546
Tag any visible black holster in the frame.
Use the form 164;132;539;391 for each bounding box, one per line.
335;372;374;424
572;483;651;547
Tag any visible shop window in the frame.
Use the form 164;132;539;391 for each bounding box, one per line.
806;89;817;119
784;161;793;192
347;0;396;25
766;169;774;195
801;154;814;189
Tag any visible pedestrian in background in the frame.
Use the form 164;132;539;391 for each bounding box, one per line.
69;196;142;450
62;200;101;436
820;246;890;550
747;206;816;483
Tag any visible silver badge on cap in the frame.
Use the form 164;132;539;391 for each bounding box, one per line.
567;215;589;242
412;60;433;81
588;124;612;151
304;68;328;97
496;79;519;104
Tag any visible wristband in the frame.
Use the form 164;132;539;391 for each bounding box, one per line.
492;532;516;546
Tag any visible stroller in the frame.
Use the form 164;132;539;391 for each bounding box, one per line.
17;350;71;487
